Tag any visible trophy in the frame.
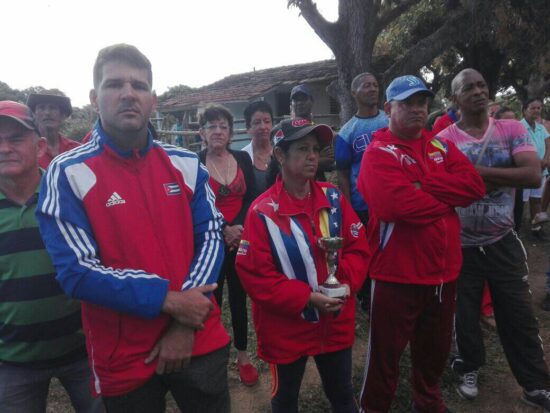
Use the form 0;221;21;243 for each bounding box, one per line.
318;236;347;298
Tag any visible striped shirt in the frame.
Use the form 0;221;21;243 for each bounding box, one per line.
0;182;86;367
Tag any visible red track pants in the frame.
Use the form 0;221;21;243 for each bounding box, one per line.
359;280;456;413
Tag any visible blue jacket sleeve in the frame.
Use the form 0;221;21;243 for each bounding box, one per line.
181;161;225;290
36;160;169;319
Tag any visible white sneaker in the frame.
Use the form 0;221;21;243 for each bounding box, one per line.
522;389;550;412
456;370;479;400
533;212;550;226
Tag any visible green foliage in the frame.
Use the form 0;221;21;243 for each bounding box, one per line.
0;81;95;141
0;81;26;102
376;0;446;58
61;105;97;142
0;83;69;105
493;0;550;99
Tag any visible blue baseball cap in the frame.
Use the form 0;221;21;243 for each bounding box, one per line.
386;75;434;102
290;84;313;100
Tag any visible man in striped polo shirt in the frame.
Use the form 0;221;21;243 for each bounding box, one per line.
0;101;101;412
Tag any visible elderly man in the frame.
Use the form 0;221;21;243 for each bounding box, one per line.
0;101;100;412
36;44;230;412
27;92;80;168
357;75;485;413
438;68;550;411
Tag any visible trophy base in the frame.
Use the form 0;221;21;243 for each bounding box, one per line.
320;284;347;298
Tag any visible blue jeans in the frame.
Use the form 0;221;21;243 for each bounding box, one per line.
0;357;102;413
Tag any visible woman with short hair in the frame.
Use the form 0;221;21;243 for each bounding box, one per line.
199;104;259;386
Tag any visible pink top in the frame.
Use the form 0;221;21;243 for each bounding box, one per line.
437;118;536;246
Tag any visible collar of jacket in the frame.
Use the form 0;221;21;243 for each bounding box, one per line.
271;175;331;216
372;126;434;149
93;120;155;159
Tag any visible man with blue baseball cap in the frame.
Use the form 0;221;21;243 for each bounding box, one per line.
356;75;485;413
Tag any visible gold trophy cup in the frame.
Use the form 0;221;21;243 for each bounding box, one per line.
318;236;347;298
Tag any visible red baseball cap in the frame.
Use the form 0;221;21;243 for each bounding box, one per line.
271;118;333;148
0;101;38;131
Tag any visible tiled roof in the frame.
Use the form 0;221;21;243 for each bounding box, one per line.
160;60;337;110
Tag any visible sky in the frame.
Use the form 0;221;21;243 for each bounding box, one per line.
2;0;337;107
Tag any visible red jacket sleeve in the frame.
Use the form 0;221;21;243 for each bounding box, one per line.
420;140;486;207
357;144;453;225
235;206;312;319
431;114;453;135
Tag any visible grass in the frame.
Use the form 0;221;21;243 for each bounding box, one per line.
294;310;511;412
44;294;536;413
47;247;548;412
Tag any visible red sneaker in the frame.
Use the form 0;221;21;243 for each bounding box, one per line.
237;360;259;386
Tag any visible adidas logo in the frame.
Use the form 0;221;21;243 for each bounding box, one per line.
106;192;126;207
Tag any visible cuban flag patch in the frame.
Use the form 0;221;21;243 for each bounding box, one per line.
164;183;181;196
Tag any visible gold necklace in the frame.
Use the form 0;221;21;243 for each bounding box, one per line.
208;154;231;196
254;149;272;169
283;184;311;200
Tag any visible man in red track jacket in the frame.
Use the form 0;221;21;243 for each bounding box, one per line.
357;75;485;413
36;44;230;413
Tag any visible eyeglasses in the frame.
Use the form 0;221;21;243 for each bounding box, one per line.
204;123;229;132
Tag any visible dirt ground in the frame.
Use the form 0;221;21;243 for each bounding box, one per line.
46;227;550;413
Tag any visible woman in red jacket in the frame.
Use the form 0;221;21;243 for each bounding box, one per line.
236;118;370;413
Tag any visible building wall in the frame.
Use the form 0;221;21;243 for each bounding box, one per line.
157;79;340;149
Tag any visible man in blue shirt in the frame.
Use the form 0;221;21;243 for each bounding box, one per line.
335;72;388;224
335;72;388;311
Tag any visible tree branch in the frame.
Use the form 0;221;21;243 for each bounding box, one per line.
288;0;338;50
510;78;527;103
372;0;382;9
375;0;422;34
540;78;550;94
382;8;470;83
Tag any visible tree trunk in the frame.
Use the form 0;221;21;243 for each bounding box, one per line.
290;0;495;123
333;0;373;124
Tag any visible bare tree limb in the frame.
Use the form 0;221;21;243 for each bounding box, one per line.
288;0;338;49
382;7;470;83
539;79;550;94
372;0;382;9
375;0;422;34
